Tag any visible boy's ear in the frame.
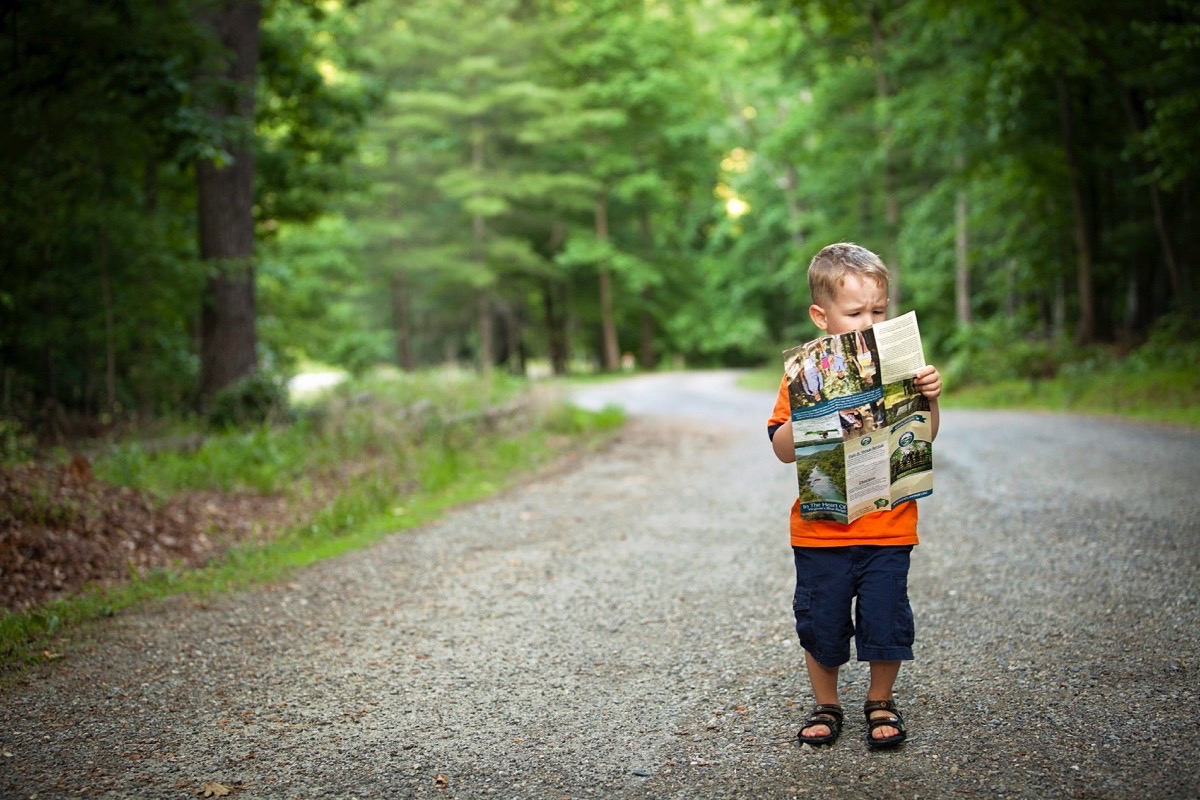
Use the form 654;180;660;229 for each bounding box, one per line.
809;303;829;331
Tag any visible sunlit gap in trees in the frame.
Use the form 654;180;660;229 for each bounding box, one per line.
718;145;752;219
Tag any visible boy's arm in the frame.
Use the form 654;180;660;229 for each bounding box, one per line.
770;421;796;463
914;365;942;440
768;375;796;463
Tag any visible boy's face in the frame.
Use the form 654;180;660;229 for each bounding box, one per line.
809;273;888;335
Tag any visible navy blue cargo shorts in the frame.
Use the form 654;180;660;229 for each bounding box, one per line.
792;544;915;667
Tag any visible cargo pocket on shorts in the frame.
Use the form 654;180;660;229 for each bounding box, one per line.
893;575;915;648
793;586;816;650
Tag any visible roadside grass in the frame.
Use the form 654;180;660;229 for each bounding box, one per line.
95;366;535;495
0;372;624;677
945;364;1200;429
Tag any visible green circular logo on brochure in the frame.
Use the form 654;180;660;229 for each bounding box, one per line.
860;436;872;446
899;431;914;447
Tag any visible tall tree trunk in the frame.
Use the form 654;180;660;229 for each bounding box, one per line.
387;142;414;371
391;270;414;370
637;207;657;370
954;155;972;327
1123;271;1139;343
471;122;494;372
499;299;523;376
43;337;59;443
1005;259;1017;318
870;8;901;311
100;241;117;413
543;221;569;376
197;0;262;403
139;157;160;414
1179;179;1194;309
595;194;619;371
1111;81;1182;316
638;289;655;372
1057;79;1096;345
1053;274;1067;341
476;276;494;373
542;279;568;376
781;162;806;249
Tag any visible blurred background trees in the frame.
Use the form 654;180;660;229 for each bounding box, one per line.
2;0;1197;437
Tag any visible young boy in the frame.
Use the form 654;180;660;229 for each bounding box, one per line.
767;242;942;748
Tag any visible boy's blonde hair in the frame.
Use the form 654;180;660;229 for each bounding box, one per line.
807;242;890;306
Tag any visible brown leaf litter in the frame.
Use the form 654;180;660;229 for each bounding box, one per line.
0;456;312;613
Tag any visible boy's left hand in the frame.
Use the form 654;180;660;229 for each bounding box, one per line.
914;365;942;400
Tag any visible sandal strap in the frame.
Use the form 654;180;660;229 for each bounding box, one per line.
863;699;898;714
809;703;843;721
800;703;844;732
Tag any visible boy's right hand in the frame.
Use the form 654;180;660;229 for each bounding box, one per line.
914;365;942;440
914;365;942;400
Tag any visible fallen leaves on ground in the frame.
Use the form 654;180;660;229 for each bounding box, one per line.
0;459;312;612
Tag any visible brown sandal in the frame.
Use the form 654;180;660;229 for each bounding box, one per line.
864;699;907;748
797;703;843;746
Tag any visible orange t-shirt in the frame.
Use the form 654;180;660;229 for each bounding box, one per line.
769;377;919;548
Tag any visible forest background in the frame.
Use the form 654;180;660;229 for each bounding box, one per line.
4;0;1200;438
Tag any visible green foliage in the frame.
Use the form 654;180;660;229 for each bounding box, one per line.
96;366;534;495
1;0;209;420
206;371;294;430
949;365;1200;431
0;0;370;426
1059;316;1200;425
724;0;1197;367
540;403;625;435
256;0;374;230
1124;314;1200;372
944;317;1065;388
327;0;730;373
944;314;1200;428
100;422;310;495
0;418;36;466
328;330;395;377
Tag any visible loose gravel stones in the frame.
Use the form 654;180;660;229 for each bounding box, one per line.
2;373;1198;799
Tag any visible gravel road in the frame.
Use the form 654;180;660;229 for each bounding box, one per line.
3;370;1198;799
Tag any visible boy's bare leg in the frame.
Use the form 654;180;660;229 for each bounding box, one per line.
867;660;901;740
801;651;841;739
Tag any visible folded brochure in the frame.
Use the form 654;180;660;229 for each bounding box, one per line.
782;310;933;523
